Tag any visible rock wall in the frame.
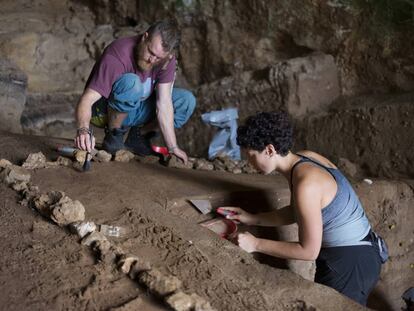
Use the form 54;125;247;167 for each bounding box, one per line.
1;0;414;178
0;59;27;133
295;93;414;178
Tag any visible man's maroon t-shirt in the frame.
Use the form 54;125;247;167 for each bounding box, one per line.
86;35;176;99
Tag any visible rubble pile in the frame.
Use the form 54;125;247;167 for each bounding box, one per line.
19;148;259;175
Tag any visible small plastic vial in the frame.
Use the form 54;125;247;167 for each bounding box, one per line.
99;224;126;237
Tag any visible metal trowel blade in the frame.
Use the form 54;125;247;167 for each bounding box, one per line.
189;199;213;214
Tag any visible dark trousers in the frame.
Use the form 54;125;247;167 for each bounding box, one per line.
315;244;381;305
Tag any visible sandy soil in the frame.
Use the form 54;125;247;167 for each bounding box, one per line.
0;131;412;310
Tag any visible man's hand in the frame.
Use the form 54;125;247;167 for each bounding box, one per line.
216;207;258;225
75;129;95;152
172;147;188;164
236;232;259;253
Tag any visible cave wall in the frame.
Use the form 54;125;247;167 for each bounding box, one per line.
1;0;414;177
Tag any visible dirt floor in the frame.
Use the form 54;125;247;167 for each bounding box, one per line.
0;131;412;311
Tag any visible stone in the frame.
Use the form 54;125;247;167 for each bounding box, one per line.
31;191;85;226
194;159;214;171
94;150;112;162
81;231;108;247
92;239;114;263
0;159;12;169
0;165;31;185
32;191;65;216
128;259;152;279
167;155;194;169
166;291;194;311
231;168;242;174
50;197;86;226
21;184;40;202
22;152;47;169
114;150;135;162
11;181;28;192
138;269;182;296
243;163;259;174
190;294;216;311
74;150;88;163
118;254;140;274
212;158;226;171
54;156;72;167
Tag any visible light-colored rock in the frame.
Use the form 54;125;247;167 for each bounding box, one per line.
81;231;108;247
11;181;28;192
231;168;242;174
0;165;31;185
167;155;194;169
55;156;72;167
194;159;214;171
114;149;135;162
118;254;140;274
243;163;259;174
21;184;40;202
212;158;226;171
166;291;194;311
94;150;112;162
93;239;113;263
22;152;47;169
138;269;182;296
50;197;85;226
74;150;88;163
128;259;152;279
0;159;12;169
32;191;65;216
190;294;216;311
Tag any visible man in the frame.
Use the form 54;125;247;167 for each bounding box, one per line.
74;19;195;163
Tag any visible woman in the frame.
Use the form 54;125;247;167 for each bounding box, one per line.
218;111;382;305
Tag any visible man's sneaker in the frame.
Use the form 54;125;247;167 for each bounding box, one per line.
102;127;128;155
124;126;154;156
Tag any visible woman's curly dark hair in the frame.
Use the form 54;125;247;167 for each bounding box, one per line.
237;111;293;156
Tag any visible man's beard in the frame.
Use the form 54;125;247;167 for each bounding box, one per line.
135;43;152;72
137;59;153;72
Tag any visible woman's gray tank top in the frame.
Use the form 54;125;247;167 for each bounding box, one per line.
291;155;371;248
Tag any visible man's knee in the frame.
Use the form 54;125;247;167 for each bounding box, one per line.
109;73;143;113
112;73;142;94
172;88;196;128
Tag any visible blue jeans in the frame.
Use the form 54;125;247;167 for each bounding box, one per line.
91;73;196;128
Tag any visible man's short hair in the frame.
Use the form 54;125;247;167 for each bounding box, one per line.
237;111;293;156
146;19;181;53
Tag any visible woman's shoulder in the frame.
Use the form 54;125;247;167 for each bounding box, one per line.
296;150;337;169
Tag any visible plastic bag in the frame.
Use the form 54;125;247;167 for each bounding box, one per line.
201;107;241;160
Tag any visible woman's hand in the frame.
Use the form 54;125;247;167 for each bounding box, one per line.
216;207;258;225
235;232;259;253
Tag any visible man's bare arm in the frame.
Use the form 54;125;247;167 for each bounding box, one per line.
156;82;188;163
75;88;101;151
